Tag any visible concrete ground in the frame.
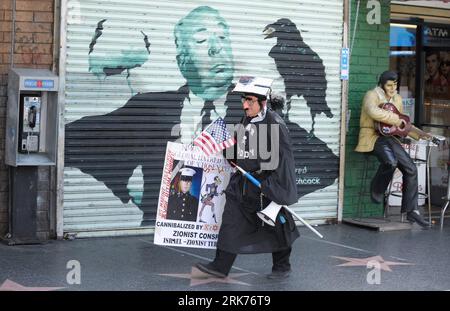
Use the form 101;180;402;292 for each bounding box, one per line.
1;219;449;292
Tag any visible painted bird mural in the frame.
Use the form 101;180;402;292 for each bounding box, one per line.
264;18;333;137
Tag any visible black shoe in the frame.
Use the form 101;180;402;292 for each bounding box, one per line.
195;263;227;278
266;270;291;280
370;191;384;204
406;210;430;229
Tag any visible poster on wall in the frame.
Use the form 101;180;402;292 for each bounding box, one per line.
154;142;232;249
424;49;450;127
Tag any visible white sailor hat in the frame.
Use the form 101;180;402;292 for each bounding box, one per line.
232;76;274;98
179;167;196;181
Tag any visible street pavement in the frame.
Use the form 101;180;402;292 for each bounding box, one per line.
1;221;449;292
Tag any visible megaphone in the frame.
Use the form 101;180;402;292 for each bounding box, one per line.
229;161;324;238
257;201;283;226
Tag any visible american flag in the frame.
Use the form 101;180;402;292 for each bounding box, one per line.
193;117;236;156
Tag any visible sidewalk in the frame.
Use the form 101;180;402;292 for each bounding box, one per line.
1;222;449;291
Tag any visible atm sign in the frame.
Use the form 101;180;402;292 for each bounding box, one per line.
24;79;54;89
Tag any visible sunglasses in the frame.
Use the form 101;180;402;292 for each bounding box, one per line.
442;61;450;66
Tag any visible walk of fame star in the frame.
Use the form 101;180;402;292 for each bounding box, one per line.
332;255;414;272
0;279;64;291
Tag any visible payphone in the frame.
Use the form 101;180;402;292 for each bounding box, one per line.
3;68;59;245
5;68;58;166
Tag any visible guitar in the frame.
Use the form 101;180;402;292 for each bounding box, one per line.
375;102;444;146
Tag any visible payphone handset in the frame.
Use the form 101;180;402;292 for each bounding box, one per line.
18;93;41;153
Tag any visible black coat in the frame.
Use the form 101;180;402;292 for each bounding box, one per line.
217;109;300;254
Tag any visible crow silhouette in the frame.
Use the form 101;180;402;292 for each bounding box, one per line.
264;18;333;136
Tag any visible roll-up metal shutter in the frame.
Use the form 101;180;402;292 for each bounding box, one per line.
63;0;343;237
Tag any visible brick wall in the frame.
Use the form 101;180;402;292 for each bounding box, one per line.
0;0;55;239
343;0;391;218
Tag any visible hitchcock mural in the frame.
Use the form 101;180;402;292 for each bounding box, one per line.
63;1;343;234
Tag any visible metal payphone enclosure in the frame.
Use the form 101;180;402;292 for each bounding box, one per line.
3;68;58;245
5;68;59;166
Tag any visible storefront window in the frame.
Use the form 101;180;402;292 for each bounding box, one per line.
390;23;417;119
422;25;450;208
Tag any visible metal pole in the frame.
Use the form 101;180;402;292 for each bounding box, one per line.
427;144;432;225
283;205;324;239
337;0;350;222
56;0;68;239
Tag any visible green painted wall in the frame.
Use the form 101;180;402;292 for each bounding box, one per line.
343;0;391;218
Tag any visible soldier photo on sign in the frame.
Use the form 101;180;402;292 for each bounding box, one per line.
166;166;201;222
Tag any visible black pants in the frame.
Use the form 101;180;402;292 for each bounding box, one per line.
211;247;292;276
370;136;418;213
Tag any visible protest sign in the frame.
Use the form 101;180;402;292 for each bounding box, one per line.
154;142;233;249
